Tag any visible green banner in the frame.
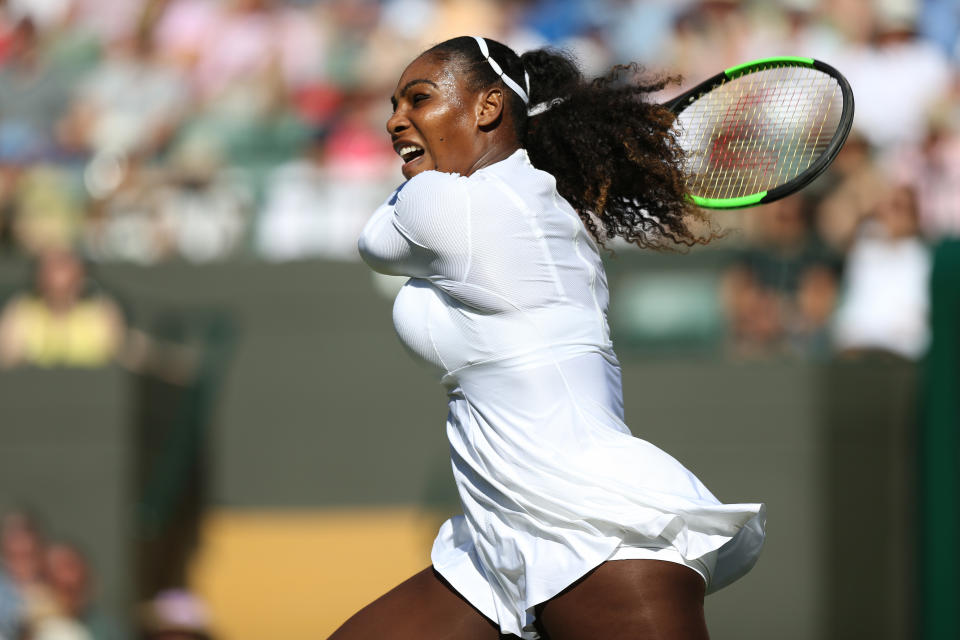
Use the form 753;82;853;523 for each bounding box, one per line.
921;239;960;639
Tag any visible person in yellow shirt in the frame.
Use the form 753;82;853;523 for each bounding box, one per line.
0;248;125;368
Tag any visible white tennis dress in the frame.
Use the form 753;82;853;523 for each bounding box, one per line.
358;149;765;638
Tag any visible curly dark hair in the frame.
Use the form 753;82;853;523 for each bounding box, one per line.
424;36;719;250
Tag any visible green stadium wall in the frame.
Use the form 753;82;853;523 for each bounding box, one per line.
0;257;919;640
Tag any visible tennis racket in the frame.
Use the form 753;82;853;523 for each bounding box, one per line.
664;56;854;210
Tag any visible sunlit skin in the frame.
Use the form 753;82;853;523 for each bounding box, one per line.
387;54;520;180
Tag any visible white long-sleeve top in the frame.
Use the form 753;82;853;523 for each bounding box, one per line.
358;149;765;638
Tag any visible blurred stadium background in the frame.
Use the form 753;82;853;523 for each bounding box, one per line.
0;0;958;638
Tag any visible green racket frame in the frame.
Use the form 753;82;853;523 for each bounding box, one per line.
664;57;855;210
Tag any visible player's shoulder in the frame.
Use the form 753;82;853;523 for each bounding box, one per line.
398;170;466;197
393;171;473;219
395;155;537;211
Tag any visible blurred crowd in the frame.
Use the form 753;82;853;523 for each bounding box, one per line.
0;0;956;361
0;510;216;640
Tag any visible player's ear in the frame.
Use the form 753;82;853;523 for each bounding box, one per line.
476;88;504;127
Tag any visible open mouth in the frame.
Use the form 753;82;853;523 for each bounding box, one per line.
397;144;425;164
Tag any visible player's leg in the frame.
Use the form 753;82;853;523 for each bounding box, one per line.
535;559;709;640
328;566;511;640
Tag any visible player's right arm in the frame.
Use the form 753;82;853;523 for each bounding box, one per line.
357;170;470;280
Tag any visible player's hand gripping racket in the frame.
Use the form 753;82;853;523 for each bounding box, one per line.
665;56;854;209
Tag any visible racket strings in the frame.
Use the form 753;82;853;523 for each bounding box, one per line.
678;65;842;200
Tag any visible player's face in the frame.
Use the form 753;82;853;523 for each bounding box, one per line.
387;54;482;180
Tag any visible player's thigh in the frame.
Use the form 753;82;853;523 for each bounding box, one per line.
536;559;709;640
328;566;510;640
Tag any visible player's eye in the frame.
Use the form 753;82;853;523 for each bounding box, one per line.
412;93;429;104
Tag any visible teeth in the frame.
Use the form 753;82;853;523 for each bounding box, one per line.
397;145;422;161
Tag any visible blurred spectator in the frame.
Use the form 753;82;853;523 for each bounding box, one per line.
253;90;396;261
833;184;931;360
69;0;151;45
0;560;17;638
315;0;396;92
820;0;878;44
82;159;168;264
139;590;215;640
5;0;73;32
889;79;960;239
174;104;310;200
721;195;839;359
160;3;317;202
734;195;836;296
913;123;960;239
0;16;78;163
0;514;120;640
8;165;85;256
0;510;56;640
323;91;395;173
255;127;338;261
720;265;784;358
419;0;503;57
788;264;838;356
665;1;756;88
151;0;219;72
45;542;121;640
154;0;323;103
559;23;616;79
835;1;951;151
814;132;888;252
0;165;23;253
0;3;21;65
152;137;251;263
1;511;34;639
59;29;190;160
746;0;844;61
0;248;126;368
255;116;394;261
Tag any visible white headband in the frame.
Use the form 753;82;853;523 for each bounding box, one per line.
472;36;530;105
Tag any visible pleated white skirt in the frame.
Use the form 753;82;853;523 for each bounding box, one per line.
430;351;765;639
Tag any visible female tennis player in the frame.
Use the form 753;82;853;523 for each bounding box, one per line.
339;36;766;640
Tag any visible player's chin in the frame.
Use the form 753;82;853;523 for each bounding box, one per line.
400;153;429;180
